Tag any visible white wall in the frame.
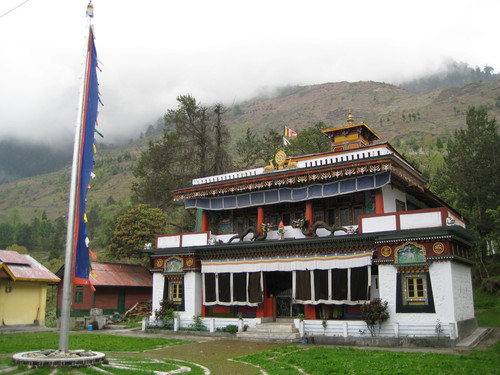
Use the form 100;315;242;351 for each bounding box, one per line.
382;185;406;213
450;262;475;321
379;264;440;326
181;272;202;318
378;261;474;327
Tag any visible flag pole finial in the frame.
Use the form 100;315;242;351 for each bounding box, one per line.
86;1;94;18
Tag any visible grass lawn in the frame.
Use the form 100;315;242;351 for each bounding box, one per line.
0;332;188;354
474;289;500;327
236;343;500;375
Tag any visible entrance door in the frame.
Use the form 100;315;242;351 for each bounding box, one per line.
265;271;306;317
266;272;292;317
117;290;126;313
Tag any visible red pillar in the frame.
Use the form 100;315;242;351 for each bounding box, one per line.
304;304;317;319
257;206;265;232
305;202;313;225
375;189;384;214
201;211;208;232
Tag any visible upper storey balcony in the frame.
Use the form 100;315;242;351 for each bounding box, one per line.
155;206;466;251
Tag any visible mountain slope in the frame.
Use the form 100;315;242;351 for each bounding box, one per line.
1;80;499;225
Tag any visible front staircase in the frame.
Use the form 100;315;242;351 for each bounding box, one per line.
236;319;300;342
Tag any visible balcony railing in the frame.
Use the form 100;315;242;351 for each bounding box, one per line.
358;207;465;234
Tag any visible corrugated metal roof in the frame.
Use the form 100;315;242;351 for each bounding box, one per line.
0;250;60;282
89;262;152;287
0;250;31;265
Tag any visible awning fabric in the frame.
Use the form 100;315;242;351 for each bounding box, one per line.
201;252;373;306
184;171;390;210
201;252;373;273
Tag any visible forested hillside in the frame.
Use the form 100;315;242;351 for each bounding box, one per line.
0;78;499;265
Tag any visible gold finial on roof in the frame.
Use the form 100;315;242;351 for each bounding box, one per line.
347;108;354;124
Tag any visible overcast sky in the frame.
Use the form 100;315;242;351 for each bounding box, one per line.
1;0;499;143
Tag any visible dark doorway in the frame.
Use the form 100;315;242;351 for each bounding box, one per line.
265;271;304;317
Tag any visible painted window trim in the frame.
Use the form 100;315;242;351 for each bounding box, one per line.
396;271;435;313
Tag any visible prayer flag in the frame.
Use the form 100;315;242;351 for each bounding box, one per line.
73;26;99;284
284;126;298;138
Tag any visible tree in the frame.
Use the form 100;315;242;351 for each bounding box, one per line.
165;95;213;177
261;129;284;163
436;106;499;271
0;222;15;248
285;122;331;155
132;132;189;209
236;128;263;169
133;95;232;216
109;204;168;262
212;103;232;175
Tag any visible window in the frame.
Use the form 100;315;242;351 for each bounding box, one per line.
339;207;351;226
396;271;435;313
406;276;424;302
396;199;406;212
74;286;84;304
353;206;364;225
169;281;183;303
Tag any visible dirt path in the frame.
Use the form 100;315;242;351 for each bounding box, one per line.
142;339;285;375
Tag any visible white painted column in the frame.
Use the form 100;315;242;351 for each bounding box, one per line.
210;319;215;333
152;273;165;318
183;272;202;317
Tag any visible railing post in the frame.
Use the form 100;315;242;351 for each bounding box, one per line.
142;317;147;331
343;322;348;337
238;319;244;332
299;320;305;338
174;316;179;332
394;322;399;338
210;319;215;333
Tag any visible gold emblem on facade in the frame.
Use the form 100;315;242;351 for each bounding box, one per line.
433;242;445;254
185;257;194;267
380;246;392;257
155;258;164;269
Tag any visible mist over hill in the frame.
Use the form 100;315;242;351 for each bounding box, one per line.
399;59;499;93
1;60;499;186
0;139;72;184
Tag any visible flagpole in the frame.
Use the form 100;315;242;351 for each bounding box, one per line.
59;8;93;353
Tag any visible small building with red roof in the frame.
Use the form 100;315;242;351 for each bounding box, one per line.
56;262;152;318
0;249;60;326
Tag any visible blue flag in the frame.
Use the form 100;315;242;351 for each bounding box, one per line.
74;27;99;284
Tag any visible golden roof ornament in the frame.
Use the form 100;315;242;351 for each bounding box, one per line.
347;108;354;124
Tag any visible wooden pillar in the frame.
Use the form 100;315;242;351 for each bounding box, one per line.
257;206;265;232
375;189;384;214
305;202;314;225
200;211;208;232
304;304;316;319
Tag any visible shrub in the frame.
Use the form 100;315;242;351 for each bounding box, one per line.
216;325;238;334
481;276;500;295
191;314;206;330
155;299;175;322
361;298;389;337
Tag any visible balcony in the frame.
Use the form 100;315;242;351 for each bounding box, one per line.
358;207;465;234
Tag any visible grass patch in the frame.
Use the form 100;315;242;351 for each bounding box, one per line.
474;289;500;327
236;343;500;375
0;332;189;354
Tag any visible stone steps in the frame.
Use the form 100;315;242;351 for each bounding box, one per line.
236;321;300;342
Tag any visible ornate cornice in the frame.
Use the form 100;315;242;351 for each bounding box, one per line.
174;161;392;200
